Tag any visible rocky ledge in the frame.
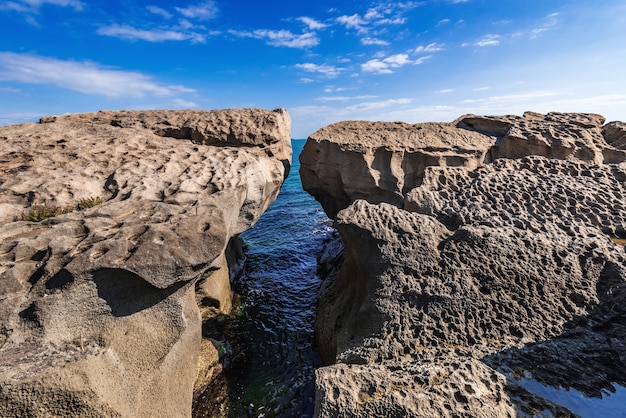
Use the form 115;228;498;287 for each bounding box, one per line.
301;112;626;417
0;108;291;417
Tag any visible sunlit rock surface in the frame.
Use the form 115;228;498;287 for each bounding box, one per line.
0;108;291;417
302;111;626;417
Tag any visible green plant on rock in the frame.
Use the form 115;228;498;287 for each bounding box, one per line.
75;196;103;210
23;196;104;222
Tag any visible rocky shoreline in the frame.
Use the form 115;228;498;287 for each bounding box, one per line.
1;108;625;417
301;112;626;417
0;108;291;417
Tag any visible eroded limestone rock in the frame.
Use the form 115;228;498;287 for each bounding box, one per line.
299;120;494;219
0;108;291;417
305;111;626;417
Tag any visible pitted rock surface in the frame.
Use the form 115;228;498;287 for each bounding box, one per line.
0;108;291;418
456;111;615;163
406;155;626;237
299;120;494;218
308;111;626;417
301;112;626;220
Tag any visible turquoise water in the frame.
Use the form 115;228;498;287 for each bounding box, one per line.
215;139;332;417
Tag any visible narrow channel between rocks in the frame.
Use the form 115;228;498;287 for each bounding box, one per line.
193;139;337;417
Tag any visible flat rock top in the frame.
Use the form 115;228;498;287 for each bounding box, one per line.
0;108;291;224
0;108;291;288
308;120;494;152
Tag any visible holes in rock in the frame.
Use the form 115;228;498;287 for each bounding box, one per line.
30;249;48;262
46;269;75;291
19;302;41;326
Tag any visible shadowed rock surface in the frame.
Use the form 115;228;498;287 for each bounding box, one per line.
301;111;626;417
0;108;291;417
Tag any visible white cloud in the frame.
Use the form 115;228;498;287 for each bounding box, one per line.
299;78;315;83
230;29;319;48
461;90;561;104
464;34;500;47
414;55;432;65
361;37;390;46
415;42;444;54
436;89;454;94
335;3;417;33
172;98;199;108
295;63;344;78
473;86;490;91
298;16;328;30
315;95;377;102
175;1;217;20
346;98;412;112
336;14;367;30
437;18;451;26
97;24;207;43
0;52;195;98
361;59;393;74
146;5;172;19
530;12;559;39
362;53;419;74
0;0;83;12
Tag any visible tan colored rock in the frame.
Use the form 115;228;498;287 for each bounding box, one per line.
301;112;626;220
456;111;624;164
307;111;626;417
0;108;291;417
299;120;494;218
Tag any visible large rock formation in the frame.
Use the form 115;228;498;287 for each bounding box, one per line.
0;108;291;417
301;111;626;417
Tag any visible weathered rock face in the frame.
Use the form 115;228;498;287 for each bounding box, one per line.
299;120;494;219
302;111;626;417
301;111;625;219
0;108;291;417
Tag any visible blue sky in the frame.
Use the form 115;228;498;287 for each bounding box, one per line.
1;0;625;138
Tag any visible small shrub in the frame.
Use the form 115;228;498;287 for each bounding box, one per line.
76;196;103;210
23;196;103;222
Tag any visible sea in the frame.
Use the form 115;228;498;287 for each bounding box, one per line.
196;139;334;417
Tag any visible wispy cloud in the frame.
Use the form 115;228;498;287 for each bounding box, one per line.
315;95;377;102
530;12;559;39
436;89;454;94
0;52;195;98
335;3;417;34
415;42;445;53
146;5;173;19
97;2;217;43
346;98;412;112
463;34;500;47
174;1;217;20
362;53;432;75
230;29;319;48
295;63;344;78
97;24;207;43
298;16;328;30
361;37;390;46
362;53;414;74
172;98;199;108
461;90;561;104
0;0;83;13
